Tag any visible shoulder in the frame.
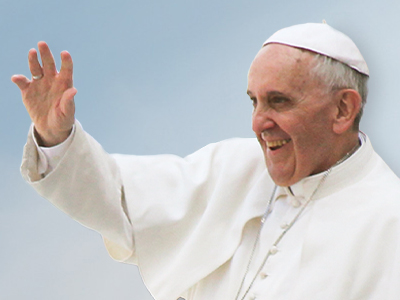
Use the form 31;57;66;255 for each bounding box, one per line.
350;152;400;214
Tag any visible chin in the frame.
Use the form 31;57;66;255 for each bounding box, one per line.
268;172;291;187
268;168;305;187
265;162;292;187
272;178;292;187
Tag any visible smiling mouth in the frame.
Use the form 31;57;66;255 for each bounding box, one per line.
267;139;291;151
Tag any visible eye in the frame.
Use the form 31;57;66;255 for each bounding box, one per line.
267;95;294;111
270;97;288;104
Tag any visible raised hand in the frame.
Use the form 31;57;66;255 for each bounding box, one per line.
12;41;77;147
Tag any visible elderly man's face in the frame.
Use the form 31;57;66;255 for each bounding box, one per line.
247;44;340;186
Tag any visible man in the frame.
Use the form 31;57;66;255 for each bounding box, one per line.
12;23;400;300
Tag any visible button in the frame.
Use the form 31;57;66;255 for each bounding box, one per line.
269;246;278;255
291;199;300;208
259;272;268;279
289;195;305;208
280;222;289;229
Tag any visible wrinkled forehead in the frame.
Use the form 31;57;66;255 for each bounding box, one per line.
247;44;328;97
250;44;318;77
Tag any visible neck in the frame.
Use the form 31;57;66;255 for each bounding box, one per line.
309;134;360;178
333;136;360;167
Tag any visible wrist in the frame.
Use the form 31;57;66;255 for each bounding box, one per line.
34;127;73;147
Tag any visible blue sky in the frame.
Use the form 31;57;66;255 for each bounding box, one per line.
2;0;400;299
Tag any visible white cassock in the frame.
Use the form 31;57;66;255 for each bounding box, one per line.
21;121;400;300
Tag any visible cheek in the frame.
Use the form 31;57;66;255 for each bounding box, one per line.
285;119;321;157
291;122;334;168
291;126;322;154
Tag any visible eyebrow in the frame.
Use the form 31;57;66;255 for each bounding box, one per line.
246;90;289;98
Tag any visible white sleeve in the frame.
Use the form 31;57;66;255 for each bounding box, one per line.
21;121;135;261
32;125;76;175
21;120;269;300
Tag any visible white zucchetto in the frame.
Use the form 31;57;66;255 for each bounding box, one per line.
263;23;369;76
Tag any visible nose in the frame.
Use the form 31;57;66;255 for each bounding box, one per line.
252;106;276;134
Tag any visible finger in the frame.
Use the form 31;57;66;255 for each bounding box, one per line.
59;51;73;87
60;87;77;117
38;41;57;76
28;49;43;79
11;75;30;91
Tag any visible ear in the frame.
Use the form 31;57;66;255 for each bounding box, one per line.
332;89;362;134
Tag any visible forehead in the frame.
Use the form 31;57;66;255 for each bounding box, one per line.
247;44;322;97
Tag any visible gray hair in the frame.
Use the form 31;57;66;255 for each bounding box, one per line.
311;54;369;130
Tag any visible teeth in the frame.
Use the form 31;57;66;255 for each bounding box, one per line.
267;139;291;149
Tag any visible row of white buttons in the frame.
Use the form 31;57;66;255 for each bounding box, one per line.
247;195;304;300
248;253;273;300
248;195;299;300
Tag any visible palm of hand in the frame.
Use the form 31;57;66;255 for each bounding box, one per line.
12;41;77;147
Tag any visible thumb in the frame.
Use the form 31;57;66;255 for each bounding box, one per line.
11;75;30;91
60;87;77;118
